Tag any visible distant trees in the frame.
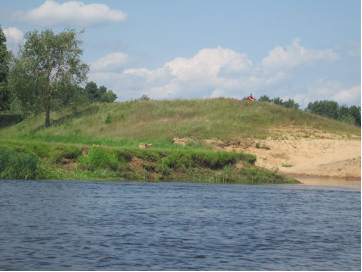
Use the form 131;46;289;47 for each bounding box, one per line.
257;95;360;126
306;100;361;126
0;26;11;112
84;81;117;103
258;95;300;109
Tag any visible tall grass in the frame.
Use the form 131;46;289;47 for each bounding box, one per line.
0;147;43;179
0;139;297;184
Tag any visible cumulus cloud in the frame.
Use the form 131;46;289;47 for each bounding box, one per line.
3;27;24;52
91;52;130;72
291;79;361;107
261;38;340;72
89;40;356;107
9;0;127;27
332;85;361;105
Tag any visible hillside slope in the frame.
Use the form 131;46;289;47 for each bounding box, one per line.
1;98;359;139
0;98;360;179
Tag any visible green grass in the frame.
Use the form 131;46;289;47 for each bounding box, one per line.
0;98;359;184
0;98;359;145
0;146;43;179
0;139;298;184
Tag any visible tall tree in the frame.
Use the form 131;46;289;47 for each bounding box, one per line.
306;100;339;119
9;29;89;127
84;81;99;102
0;25;11;112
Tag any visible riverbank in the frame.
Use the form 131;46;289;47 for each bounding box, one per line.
203;127;361;179
0;139;299;184
0;99;359;182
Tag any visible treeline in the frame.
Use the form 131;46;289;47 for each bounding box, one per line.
243;94;361;127
0;27;116;128
305;100;361;127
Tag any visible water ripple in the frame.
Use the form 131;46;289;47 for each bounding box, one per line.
0;180;360;270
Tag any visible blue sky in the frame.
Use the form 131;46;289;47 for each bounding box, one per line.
1;0;361;107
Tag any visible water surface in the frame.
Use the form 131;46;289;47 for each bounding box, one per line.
0;179;360;270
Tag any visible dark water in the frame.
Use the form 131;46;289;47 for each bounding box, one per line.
0;180;360;271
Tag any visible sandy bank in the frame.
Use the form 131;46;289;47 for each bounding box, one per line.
202;129;361;179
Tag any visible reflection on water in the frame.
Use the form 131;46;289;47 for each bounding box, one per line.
294;176;361;190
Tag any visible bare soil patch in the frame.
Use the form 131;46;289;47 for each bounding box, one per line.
207;128;361;179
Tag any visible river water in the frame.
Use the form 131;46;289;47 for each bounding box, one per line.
0;179;360;271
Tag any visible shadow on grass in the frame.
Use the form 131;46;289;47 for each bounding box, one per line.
32;105;100;133
0;115;23;129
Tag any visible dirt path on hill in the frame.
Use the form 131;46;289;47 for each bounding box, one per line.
198;128;361;179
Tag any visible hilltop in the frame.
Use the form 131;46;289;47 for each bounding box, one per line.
0;98;360;180
1;98;359;139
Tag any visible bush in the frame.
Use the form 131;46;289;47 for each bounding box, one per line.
81;147;118;171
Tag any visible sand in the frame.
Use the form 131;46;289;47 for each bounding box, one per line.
201;128;361;179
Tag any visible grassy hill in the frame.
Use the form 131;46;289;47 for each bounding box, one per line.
0;98;359;184
0;98;359;145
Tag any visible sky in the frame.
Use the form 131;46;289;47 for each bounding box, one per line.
1;0;361;107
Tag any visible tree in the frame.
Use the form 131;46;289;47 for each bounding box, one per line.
9;29;89;127
282;99;300;109
271;97;284;106
348;105;361;126
258;95;271;102
100;90;117;103
0;25;11;112
84;82;117;103
306;100;339;119
84;81;99;102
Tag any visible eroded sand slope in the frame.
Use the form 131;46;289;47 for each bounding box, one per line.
202;128;361;179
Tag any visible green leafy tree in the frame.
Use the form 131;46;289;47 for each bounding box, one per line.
100;90;117;103
271;97;284;106
84;81;99;102
0;26;11;112
306;100;339;119
98;85;107;96
348;105;361;126
258;95;271;102
84;82;117;103
282;99;300;109
9;29;89;127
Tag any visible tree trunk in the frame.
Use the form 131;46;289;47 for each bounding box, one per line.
45;107;51;128
44;90;51;128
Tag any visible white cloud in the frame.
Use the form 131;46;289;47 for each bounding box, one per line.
165;47;250;80
10;0;127;27
91;52;130;72
292;79;361;107
3;27;24;52
89;40;357;108
332;85;361;105
261;38;340;72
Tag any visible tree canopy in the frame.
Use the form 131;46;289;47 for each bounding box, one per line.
84;81;117;103
306;100;361;126
0;26;11;112
9;29;89;127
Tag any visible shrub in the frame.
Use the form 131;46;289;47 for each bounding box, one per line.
81;147;118;171
0;147;42;179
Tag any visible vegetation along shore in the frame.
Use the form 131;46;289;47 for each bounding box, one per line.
0;98;360;184
0;27;360;184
